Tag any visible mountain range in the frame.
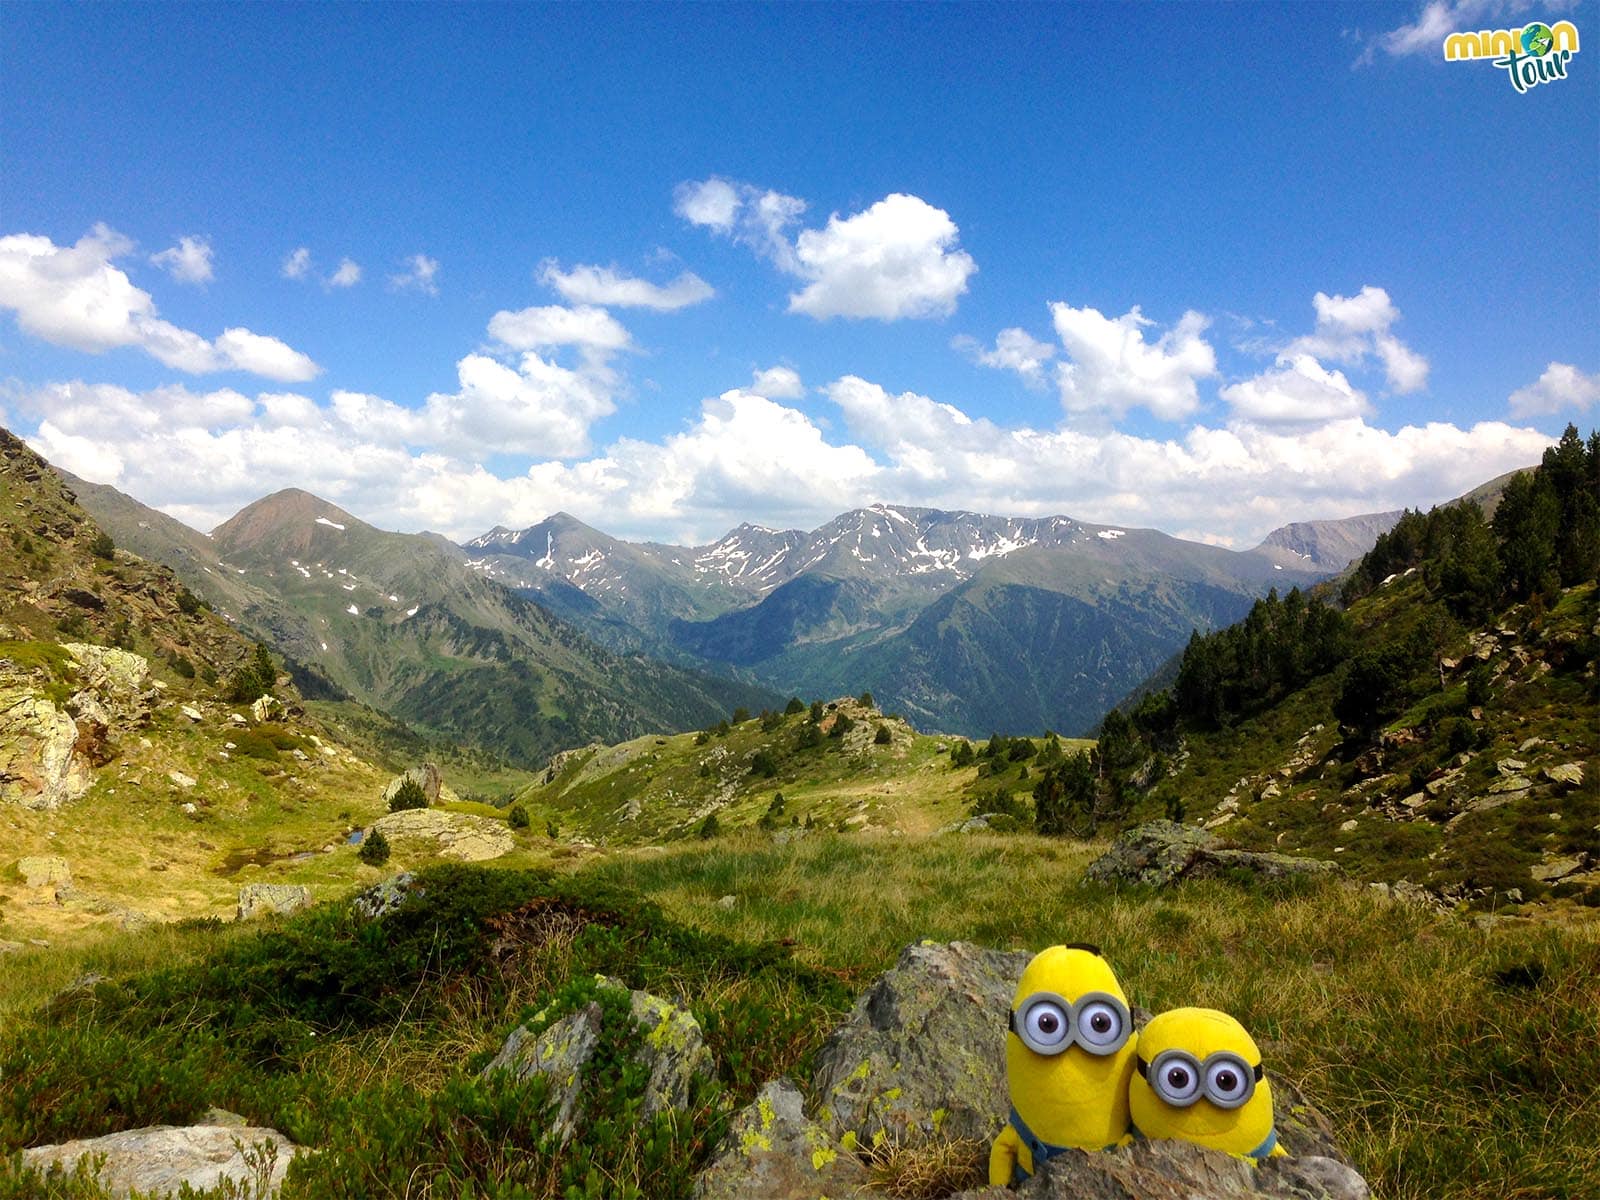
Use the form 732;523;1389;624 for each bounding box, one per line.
61;445;1406;755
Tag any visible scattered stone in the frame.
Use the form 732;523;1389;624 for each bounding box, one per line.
716;894;737;909
20;1123;298;1198
1085;822;1340;889
228;713;247;725
1487;775;1533;795
1545;763;1584;789
1496;758;1527;777
693;1079;868;1200
1339;819;1359;833
350;872;421;920
1401;792;1429;810
250;695;285;723
371;808;514;861
0;940;24;954
181;802;198;815
1259;780;1281;800
167;770;196;789
180;705;204;723
236;883;311;921
1532;856;1584;883
16;855;70;887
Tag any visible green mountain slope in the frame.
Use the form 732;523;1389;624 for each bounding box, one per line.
66;482;779;766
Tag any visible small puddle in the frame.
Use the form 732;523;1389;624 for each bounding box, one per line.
213;846;302;877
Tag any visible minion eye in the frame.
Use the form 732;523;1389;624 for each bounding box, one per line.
1023;1000;1070;1050
1076;1000;1126;1052
1204;1056;1255;1110
1149;1052;1202;1106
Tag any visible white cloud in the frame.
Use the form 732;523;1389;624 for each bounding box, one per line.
750;365;805;399
1050;303;1216;422
282;247;312;280
1359;0;1547;63
150;235;214;285
487;304;631;361
389;253;440;295
1508;362;1600;417
539;261;713;311
1284;285;1429;393
676;179;975;321
8;370;1555;550
329;258;362;288
786;194;977;321
674;177;804;269
1220;354;1372;426
954;327;1057;386
0;225;319;382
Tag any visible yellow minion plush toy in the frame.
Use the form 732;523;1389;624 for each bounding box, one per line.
1128;1007;1285;1161
988;944;1138;1185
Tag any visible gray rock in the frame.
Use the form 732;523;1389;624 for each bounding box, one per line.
482;977;715;1144
811;939;1030;1145
693;1079;867;1200
20;1123;297;1198
236;883;312;921
716;894;738;910
350;871;421;920
1545;763;1584;788
1086;822;1339;888
371;808;513;861
950;1138;1362;1199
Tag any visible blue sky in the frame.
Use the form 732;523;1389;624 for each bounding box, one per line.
2;1;1595;547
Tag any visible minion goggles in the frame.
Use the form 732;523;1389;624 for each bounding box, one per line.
1136;1049;1264;1110
1007;990;1132;1057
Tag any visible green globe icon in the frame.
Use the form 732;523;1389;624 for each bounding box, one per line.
1522;23;1554;55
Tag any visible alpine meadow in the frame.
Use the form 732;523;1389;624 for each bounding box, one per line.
1;5;1597;1200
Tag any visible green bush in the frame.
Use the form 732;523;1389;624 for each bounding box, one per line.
507;803;530;830
358;830;391;866
88;530;114;560
388;778;428;812
873;725;892;745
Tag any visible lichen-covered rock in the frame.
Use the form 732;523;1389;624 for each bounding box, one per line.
60;643;153;726
1085;822;1339;888
350;871;421;919
0;687;90;809
371;808;513;861
20;1122;298;1198
948;1138;1366;1199
483;1001;603;1144
694;1079;868;1200
236;883;312;921
1544;762;1584;789
811;939;1031;1145
482;977;716;1145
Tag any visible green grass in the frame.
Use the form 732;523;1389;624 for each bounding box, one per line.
3;839;1596;1199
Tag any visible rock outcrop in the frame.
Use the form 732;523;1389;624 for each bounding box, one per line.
382;761;444;806
371;808;513;861
20;1122;299;1198
0;686;91;809
694;1079;868;1200
1085;822;1341;889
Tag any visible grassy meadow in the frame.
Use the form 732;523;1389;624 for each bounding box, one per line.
3;832;1597;1199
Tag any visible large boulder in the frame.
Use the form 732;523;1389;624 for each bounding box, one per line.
371;808;513;862
694;1079;868;1200
19;1123;299;1198
1085;822;1340;888
812;939;1030;1145
60;643;153;727
16;855;71;888
481;976;715;1145
948;1139;1366;1199
694;941;1363;1200
382;762;444;806
0;687;90;809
